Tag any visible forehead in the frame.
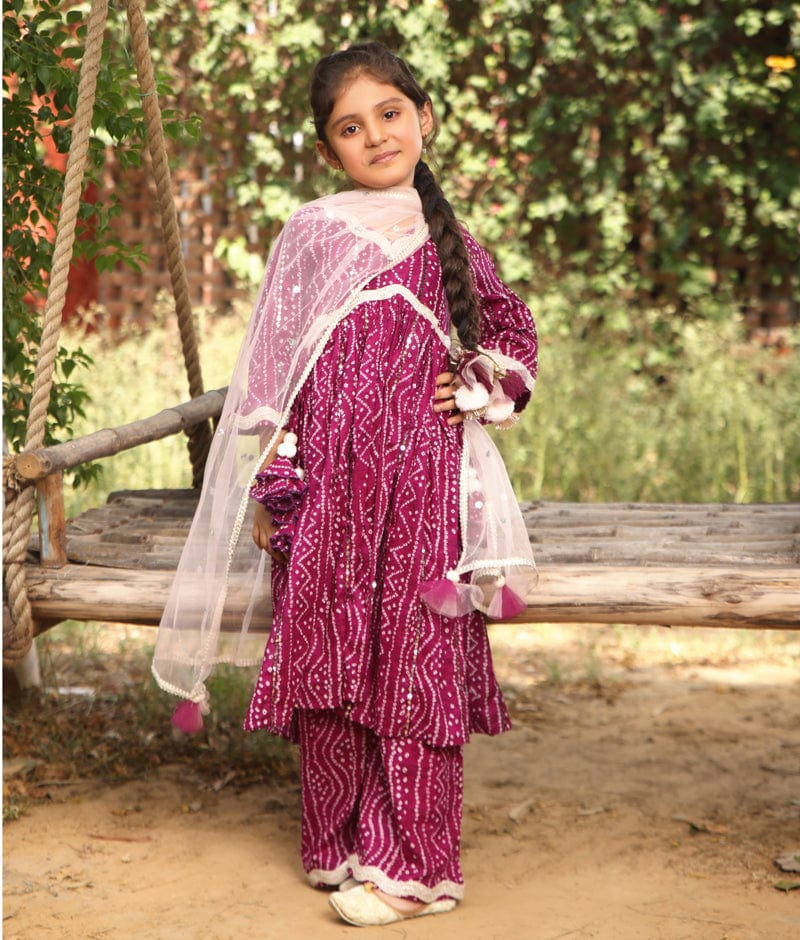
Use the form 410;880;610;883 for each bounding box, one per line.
328;75;412;121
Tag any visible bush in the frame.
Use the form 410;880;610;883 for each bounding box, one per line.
144;0;799;323
501;307;800;503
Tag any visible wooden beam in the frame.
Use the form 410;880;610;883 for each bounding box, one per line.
25;564;273;632
517;564;800;630
25;561;800;632
26;567;176;627
13;387;228;481
36;472;67;567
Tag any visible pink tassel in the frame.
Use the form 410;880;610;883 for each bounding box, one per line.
419;579;479;617
471;358;494;393
171;700;205;735
486;584;527;620
499;371;527;402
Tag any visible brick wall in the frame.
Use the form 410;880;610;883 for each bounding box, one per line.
97;148;258;328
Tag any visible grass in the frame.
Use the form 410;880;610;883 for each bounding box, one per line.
60;297;248;515
60;294;800;515
3;621;296;822
499;317;800;504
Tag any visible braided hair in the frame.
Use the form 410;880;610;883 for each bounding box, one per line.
309;42;481;350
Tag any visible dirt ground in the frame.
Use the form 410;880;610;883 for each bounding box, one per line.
4;623;800;940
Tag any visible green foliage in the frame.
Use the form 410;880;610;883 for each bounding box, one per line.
1;0;180;479
142;0;798;321
453;0;799;323
499;308;800;504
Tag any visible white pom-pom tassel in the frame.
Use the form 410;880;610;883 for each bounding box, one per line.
283;431;298;445
277;441;297;458
484;399;515;423
454;384;489;410
446;569;460;582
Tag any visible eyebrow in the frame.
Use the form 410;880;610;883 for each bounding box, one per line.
329;97;406;130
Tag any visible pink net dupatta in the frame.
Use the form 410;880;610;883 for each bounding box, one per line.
151;188;430;714
420;350;538;621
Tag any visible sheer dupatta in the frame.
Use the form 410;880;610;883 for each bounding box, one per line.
152;189;429;708
152;186;536;716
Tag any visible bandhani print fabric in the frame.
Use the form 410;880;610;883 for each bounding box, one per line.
243;226;538;748
154;186;537;905
153;189;537;745
296;707;465;902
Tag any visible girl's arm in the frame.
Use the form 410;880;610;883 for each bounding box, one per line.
458;230;538;422
466;232;537;372
252;429;287;563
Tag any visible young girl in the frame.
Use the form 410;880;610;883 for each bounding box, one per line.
153;42;537;927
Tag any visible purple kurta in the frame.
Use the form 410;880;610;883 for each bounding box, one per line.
245;232;537;747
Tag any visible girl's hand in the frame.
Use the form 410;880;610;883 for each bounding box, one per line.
433;371;463;426
252;503;288;565
251;428;289;563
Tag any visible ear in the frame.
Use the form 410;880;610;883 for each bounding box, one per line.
316;140;342;170
419;101;434;139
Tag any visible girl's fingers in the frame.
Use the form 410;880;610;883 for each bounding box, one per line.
433;371;459;414
433;371;464;424
434;371;457;397
253;506;289;563
252;521;265;550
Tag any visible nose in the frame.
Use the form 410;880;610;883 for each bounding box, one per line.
364;119;387;147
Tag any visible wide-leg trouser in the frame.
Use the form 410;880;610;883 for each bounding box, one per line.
296;708;465;903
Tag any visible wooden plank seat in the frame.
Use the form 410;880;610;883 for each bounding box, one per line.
12;388;800;634
24;491;800;632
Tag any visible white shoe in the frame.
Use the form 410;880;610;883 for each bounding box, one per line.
329;883;456;926
338;877;360;891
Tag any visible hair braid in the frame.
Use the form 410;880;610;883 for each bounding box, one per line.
414;161;481;350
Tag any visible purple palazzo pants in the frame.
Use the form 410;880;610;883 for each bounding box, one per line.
297;708;465;903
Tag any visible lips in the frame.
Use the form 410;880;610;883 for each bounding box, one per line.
371;151;399;165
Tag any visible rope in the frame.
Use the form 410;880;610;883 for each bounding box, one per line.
3;0;110;665
125;0;212;486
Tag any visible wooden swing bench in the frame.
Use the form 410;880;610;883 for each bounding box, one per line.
16;386;800;636
4;0;798;672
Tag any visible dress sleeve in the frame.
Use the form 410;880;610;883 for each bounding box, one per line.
455;230;538;421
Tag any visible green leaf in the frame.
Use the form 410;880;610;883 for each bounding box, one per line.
774;881;800;893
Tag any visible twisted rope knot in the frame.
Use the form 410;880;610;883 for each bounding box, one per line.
2;456;27;497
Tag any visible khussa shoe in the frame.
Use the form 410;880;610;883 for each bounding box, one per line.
328;883;457;926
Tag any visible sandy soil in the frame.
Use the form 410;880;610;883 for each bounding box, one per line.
4;624;800;940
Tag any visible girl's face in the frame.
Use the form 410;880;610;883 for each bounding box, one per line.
316;75;433;190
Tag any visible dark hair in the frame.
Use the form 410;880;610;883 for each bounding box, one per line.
310;42;480;350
